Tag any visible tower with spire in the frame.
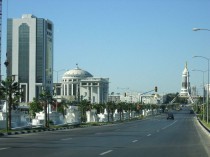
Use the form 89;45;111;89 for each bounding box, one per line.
170;62;194;104
180;62;190;97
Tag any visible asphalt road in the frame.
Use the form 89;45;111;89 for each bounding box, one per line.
1;108;210;157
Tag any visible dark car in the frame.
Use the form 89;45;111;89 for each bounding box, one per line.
190;110;194;114
167;112;174;120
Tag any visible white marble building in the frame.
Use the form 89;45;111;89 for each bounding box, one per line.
54;65;109;104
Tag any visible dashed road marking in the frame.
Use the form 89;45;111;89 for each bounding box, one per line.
162;120;177;130
0;147;10;151
100;150;113;156
132;140;138;143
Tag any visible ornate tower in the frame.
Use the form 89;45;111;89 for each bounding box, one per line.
170;62;194;104
180;62;190;97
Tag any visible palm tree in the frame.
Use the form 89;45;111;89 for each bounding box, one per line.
0;77;22;131
56;99;68;117
78;100;91;122
39;90;53;127
106;101;116;122
92;103;106;114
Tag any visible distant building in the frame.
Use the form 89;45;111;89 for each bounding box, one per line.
108;92;163;104
108;93;121;103
191;86;197;97
204;84;210;99
7;14;53;102
140;94;161;104
54;65;109;104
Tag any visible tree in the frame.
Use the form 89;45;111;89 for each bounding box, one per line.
106;101;116;122
78;100;91;122
92;103;105;114
39;90;53;127
0;77;22;131
116;102;125;121
57;99;68;117
28;98;43;118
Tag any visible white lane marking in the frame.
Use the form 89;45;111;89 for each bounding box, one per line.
147;134;151;136
132;140;138;143
0;147;10;151
61;138;72;141
100;150;113;156
162;120;177;130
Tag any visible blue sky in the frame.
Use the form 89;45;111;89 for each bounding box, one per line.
1;0;210;94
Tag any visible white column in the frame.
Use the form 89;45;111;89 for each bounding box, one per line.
67;84;69;96
97;86;100;103
63;84;66;96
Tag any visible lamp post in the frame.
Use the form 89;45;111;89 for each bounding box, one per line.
193;28;210;32
192;69;207;121
193;27;210;123
54;69;65;83
193;56;209;123
4;60;9;133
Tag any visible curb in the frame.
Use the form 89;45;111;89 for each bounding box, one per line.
0;125;82;137
197;118;210;133
196;117;210;137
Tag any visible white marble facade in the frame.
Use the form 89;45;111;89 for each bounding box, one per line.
55;65;109;104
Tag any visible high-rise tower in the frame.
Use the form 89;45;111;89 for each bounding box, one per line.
7;14;53;102
170;62;194;104
180;62;191;97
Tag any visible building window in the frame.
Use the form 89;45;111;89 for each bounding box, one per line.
48;23;52;30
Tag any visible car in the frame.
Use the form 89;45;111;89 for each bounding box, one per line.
190;110;194;114
167;112;174;120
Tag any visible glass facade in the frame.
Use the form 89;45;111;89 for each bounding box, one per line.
18;23;29;83
36;19;45;83
7;19;12;76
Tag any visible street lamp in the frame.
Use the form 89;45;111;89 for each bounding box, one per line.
193;28;210;31
193;26;210;123
192;69;207;121
54;69;65;83
193;56;209;123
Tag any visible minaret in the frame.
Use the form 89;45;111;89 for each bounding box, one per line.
180;62;190;97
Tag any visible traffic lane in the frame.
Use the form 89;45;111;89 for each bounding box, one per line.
104;113;210;157
0;115;179;157
0;114;168;145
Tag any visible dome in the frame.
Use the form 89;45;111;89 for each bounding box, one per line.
63;66;93;78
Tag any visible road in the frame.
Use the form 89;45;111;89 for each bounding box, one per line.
1;108;210;157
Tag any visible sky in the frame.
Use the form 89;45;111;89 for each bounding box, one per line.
1;0;210;95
